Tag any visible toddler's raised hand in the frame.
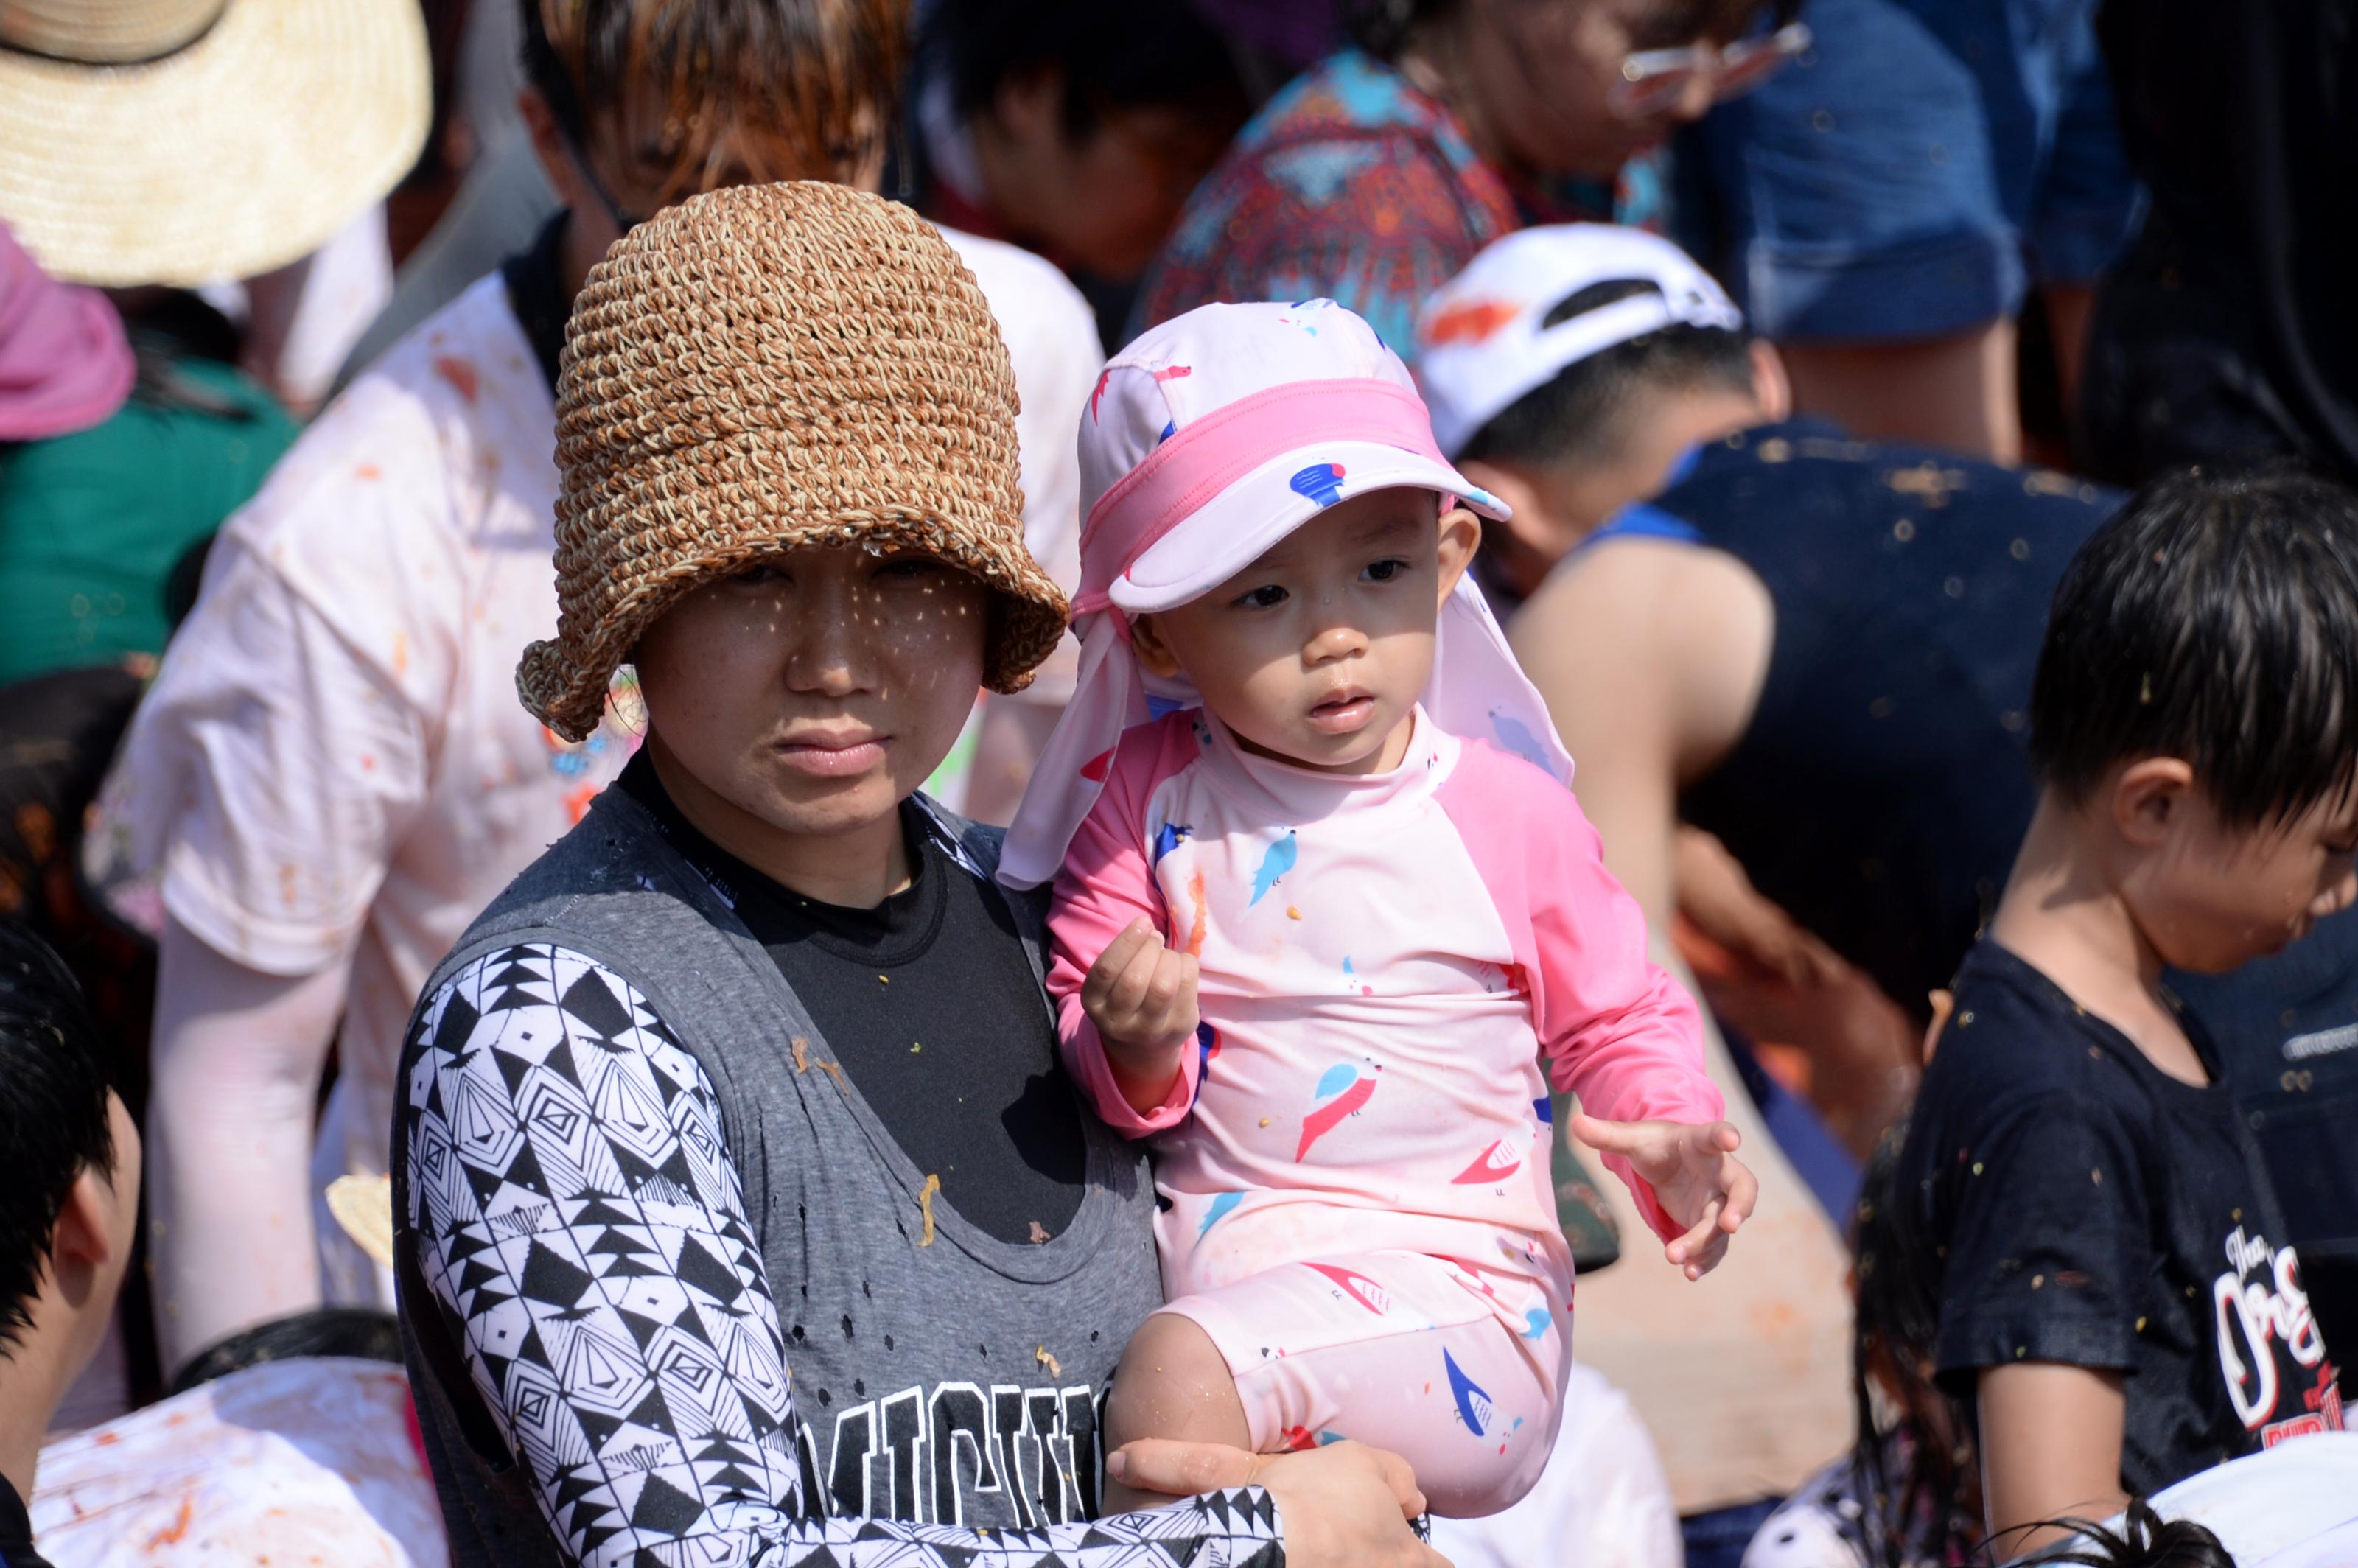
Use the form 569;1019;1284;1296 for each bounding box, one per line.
1082;918;1201;1109
1569;1113;1757;1281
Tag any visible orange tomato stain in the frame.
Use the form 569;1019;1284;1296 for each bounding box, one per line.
432;355;480;403
354;463;382;480
1185;870;1208;957
147;1497;195;1548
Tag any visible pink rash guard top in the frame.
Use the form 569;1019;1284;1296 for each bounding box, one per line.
1046;704;1722;1315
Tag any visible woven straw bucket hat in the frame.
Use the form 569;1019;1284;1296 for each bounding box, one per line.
519;181;1071;742
0;0;429;286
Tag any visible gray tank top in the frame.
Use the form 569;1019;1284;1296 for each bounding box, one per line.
394;787;1164;1564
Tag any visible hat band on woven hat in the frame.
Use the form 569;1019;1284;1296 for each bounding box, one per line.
0;0;228;65
1001;380;1571;891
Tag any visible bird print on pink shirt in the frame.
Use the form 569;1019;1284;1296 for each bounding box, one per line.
1297;1062;1376;1158
1445;1348;1494;1438
1249;830;1297;906
1450;1140;1523;1184
1304;1261;1392;1315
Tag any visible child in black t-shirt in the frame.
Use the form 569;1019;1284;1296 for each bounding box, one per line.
1895;467;2358;1561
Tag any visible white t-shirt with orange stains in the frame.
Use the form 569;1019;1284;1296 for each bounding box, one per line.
89;273;639;1306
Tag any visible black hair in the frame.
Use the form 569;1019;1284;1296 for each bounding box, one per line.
0;921;117;1357
927;0;1249;143
1455;279;1757;469
2017;1501;2236;1568
2029;466;2358;828
1346;0;1803;60
1849;1120;1982;1568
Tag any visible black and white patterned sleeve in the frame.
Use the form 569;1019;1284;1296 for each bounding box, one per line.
402;942;1287;1568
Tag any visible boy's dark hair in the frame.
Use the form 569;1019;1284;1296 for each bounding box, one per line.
2030;466;2358;828
0;922;116;1357
520;0;908;194
2022;1499;2236;1568
928;0;1249;143
1456;280;1757;469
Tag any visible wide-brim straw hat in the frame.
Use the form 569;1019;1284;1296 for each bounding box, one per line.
519;181;1071;742
0;0;430;286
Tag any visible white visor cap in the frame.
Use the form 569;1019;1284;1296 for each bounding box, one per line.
1416;223;1746;459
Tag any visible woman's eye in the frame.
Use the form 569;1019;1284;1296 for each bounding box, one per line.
876;558;942;583
1234;584;1289;609
731;564;787;588
1363;558;1410;583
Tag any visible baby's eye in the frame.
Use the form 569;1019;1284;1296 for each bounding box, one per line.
1362;558;1410;583
1234;584;1289;609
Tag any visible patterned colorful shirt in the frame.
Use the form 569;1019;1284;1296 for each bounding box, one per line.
1132;50;1662;365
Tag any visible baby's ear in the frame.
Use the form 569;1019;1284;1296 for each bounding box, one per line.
1435;503;1482;601
1129;612;1186;679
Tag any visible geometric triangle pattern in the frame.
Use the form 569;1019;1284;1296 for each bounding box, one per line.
403;944;1286;1568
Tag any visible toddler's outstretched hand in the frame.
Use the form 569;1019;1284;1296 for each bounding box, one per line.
1568;1114;1757;1281
1082;919;1201;1108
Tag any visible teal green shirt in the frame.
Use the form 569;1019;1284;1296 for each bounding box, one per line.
0;354;297;685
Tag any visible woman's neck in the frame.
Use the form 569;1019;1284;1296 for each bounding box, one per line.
646;740;914;909
1396;16;1505;171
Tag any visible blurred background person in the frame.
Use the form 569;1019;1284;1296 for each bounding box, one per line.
1133;0;1807;358
902;0;1251;349
0;923;141;1568
1421;223;2120;1149
0;0;429;1419
2078;0;2358;489
1690;0;2144;463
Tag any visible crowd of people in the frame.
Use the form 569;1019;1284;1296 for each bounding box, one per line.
3;2;2357;1568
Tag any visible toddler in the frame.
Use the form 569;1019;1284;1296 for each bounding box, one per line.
1002;301;1755;1517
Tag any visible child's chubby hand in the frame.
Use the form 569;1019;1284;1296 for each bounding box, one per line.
1082;917;1201;1068
1569;1114;1757;1281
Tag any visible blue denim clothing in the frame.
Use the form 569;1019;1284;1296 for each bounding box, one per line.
1684;1494;1782;1568
1698;0;2144;341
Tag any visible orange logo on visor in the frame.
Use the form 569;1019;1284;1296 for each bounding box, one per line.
1424;299;1522;346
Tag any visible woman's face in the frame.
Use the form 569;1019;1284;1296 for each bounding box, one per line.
632;545;991;847
1461;0;1728;177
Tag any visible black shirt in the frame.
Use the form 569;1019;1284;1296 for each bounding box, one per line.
0;1474;51;1568
2097;0;2358;483
1612;420;2118;1018
1897;942;2346;1497
620;753;1086;1243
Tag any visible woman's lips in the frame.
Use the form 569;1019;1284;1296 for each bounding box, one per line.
1306;694;1376;735
774;735;886;777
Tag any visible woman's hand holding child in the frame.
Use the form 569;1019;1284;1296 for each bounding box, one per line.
1570;1114;1757;1280
1081;917;1201;1113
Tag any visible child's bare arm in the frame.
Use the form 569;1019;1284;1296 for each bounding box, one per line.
1080;917;1201;1113
1976;1361;2130;1557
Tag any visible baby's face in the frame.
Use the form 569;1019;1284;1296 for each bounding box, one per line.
1133;489;1479;774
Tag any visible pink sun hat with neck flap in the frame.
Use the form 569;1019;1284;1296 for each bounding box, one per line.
1001;297;1574;889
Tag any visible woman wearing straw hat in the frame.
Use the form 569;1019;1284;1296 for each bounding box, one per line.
92;0;1103;1389
392;181;1441;1568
